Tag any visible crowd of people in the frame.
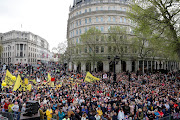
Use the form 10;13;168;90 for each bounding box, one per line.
0;64;180;120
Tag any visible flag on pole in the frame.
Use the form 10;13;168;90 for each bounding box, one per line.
84;72;100;82
13;75;22;91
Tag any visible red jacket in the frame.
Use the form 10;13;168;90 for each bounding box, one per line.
4;102;10;110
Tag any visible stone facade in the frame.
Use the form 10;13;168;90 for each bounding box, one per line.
0;30;50;65
67;0;180;73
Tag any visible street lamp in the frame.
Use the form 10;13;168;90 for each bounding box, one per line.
108;55;120;83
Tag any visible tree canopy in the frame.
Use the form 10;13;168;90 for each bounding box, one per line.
128;0;180;60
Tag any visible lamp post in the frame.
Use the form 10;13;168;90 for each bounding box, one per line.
108;55;120;83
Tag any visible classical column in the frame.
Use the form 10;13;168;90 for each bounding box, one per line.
126;60;132;72
147;61;149;71
151;61;153;72
81;61;86;72
103;61;109;72
142;60;144;74
95;62;97;72
116;60;121;73
135;60;138;72
19;44;20;57
74;63;77;71
69;62;72;71
22;44;24;57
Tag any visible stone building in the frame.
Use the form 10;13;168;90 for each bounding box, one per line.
0;30;50;65
67;0;179;73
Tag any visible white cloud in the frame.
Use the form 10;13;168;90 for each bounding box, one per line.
0;0;73;50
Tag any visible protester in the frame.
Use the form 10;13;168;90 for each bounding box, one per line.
0;64;180;120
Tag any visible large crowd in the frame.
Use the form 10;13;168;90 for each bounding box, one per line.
0;64;180;120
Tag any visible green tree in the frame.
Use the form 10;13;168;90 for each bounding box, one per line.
80;27;102;72
108;26;130;60
128;0;180;59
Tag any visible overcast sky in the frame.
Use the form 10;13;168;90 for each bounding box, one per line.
0;0;73;50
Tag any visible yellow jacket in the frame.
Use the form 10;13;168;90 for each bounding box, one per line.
46;109;53;120
97;109;103;116
8;104;14;112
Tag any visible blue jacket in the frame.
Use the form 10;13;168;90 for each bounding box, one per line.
58;111;65;120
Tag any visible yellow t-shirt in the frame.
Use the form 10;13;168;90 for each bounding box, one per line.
8;104;14;112
46;109;52;120
97;109;103;116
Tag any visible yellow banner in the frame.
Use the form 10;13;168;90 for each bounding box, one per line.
13;75;22;91
5;70;14;86
29;79;36;84
84;72;100;82
27;84;32;91
24;78;28;85
48;73;51;82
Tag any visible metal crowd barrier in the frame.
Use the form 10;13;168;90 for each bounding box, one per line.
0;111;20;120
158;115;172;120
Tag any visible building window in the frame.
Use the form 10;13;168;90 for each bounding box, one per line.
120;17;122;22
79;11;81;14
85;18;87;24
108;7;111;10
16;59;18;61
76;30;78;35
101;17;103;22
108;26;111;30
79;20;81;25
89;8;91;12
96;46;99;53
113;6;116;10
24;59;26;61
124;18;126;23
76;12;78;15
76;21;78;26
96;17;99;22
96;7;98;11
108;16;111;22
79;29;81;34
89;18;91;23
101;46;104;53
96;27;99;30
100;6;103;10
124;8;126;11
89;47;92;53
85;47;87;53
101;26;104;32
76;38;79;43
120;7;122;11
84;27;87;32
113;17;116;22
85;9;87;13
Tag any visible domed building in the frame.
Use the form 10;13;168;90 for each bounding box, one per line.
67;0;179;73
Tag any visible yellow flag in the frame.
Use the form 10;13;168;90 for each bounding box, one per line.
48;73;51;82
5;70;14;86
13;75;22;91
27;84;32;91
84;72;100;82
24;78;28;85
